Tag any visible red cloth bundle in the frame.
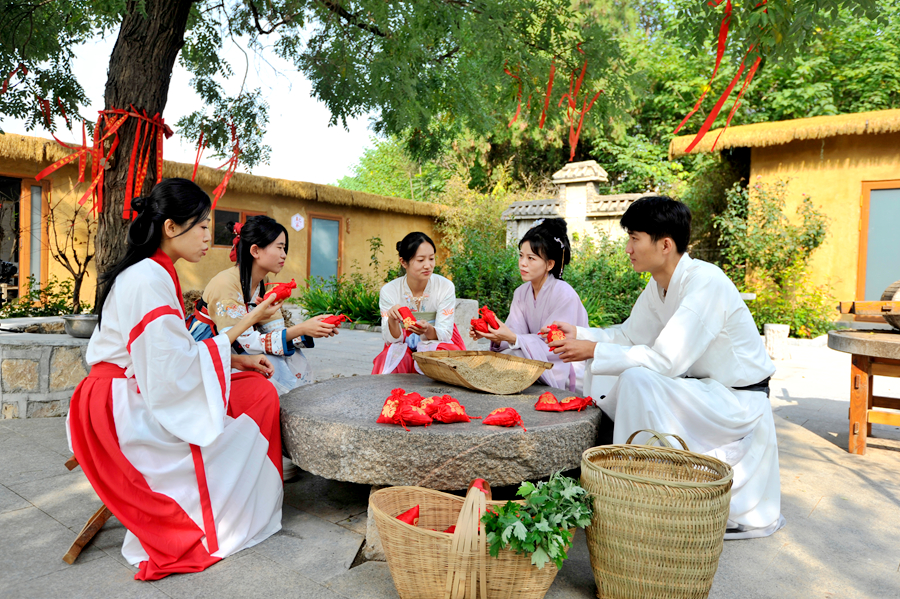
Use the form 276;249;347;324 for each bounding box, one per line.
396;505;419;526
558;395;596;411
419;394;452;417
534;391;566;412
482;407;527;431
479;306;500;329
398;306;417;329
433;400;477;424
263;279;297;303
546;324;565;343
322;314;352;325
470;317;490;334
378;389;433;430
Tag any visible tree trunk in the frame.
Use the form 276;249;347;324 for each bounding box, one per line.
72;276;82;314
93;0;194;309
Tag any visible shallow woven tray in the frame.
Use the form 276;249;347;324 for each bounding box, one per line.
413;350;552;395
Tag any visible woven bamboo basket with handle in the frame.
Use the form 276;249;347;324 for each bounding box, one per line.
413;350;552;395
370;483;564;599
580;430;734;599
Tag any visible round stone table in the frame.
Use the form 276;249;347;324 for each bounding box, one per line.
827;329;900;455
280;374;602;490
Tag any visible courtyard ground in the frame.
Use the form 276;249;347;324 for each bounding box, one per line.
1;330;898;598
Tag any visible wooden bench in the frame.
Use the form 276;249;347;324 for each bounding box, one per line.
63;456;112;564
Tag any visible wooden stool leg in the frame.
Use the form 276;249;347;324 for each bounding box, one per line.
849;354;872;455
63;505;112;564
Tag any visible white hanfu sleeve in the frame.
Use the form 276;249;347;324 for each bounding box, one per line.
379;281;403;344
589;277;726;378
576;285;661;347
120;280;233;447
432;278;456;343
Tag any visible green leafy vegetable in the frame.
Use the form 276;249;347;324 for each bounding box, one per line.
481;472;593;570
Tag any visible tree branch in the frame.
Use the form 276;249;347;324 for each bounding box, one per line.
315;0;387;38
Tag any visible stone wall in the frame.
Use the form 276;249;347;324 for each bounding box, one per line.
0;334;89;419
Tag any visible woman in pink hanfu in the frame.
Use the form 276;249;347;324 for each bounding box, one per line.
472;218;589;393
67;179;285;581
372;232;466;374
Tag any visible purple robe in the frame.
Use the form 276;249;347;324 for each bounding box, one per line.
492;275;589;392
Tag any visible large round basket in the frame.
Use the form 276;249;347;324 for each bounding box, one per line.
370;485;564;599
580;431;733;599
413;350;552;395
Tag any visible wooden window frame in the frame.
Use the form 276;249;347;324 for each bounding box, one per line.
306;213;343;279
17;177;50;297
211;208;267;247
856;179;900;321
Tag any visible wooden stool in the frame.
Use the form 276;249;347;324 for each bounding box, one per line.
63;456;112;564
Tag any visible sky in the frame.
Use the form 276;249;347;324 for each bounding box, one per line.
1;35;373;185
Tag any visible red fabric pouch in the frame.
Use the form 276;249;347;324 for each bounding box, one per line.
433;400;474;423
534;391;567;412
322;314;352;325
419;394;451;417
482;407;527;431
398;306;417;329
396;505;420;526
479;306;500;329
546;324;566;343
559;395;596;411
376;397;401;424
470;317;490;334
395;404;433;431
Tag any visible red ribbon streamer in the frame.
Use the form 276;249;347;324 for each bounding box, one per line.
673;0;732;135
557;44;602;161
711;54;762;150
504;63;523;127
211;122;240;209
0;63;27;95
683;55;748;154
191;131;206;182
539;61;556;129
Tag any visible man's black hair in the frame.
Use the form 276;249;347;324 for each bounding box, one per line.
620;196;692;254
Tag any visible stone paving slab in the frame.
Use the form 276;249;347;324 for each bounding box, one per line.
1;333;899;598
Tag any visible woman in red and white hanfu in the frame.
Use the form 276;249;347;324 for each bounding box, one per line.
67;179;285;581
372;232;466;374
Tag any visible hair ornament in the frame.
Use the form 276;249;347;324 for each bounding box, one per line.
229;222;243;262
554;236;565;250
530;218;545;229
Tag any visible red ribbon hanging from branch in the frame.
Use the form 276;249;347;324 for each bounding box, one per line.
558;44;602;162
211;122;240;209
711;53;762;150
503;63;523;127
0;63;27;95
673;0;732;136
36;107;173;218
539;60;556;129
191;131;207;182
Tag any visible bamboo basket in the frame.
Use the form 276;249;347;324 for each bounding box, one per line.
413;351;552;395
580;430;734;599
370;485;564;599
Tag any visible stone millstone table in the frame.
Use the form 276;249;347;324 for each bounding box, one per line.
280;373;603;490
827;329;900;455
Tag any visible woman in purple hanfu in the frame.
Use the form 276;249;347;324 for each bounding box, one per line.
471;218;589;393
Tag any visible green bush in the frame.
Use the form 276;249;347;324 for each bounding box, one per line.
713;179;837;337
566;233;648;327
442;229;520;319
0;276;89;318
292;273;381;325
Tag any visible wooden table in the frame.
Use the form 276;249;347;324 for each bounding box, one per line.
827;329;900;455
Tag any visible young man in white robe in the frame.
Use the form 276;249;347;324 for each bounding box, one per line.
548;196;785;540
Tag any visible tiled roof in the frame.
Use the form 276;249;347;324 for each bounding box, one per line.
501;199;560;220
586;193;650;217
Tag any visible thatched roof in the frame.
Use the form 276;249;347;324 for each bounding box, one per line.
0;132;443;217
668;109;900;158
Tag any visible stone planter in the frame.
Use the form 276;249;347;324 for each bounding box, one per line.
764;323;790;361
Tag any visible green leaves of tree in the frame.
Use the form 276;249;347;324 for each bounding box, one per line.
481;472;593;570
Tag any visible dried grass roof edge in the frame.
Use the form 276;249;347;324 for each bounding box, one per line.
0;132;445;217
668;109;900;158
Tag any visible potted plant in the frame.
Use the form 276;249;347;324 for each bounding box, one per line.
481;471;593;569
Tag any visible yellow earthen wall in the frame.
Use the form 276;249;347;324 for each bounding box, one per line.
750;132;900;302
2;153;439;305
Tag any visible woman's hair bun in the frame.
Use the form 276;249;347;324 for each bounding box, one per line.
396;240;403;253
543;217;568;233
130;196;147;215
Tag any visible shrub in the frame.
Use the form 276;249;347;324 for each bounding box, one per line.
713;179;837;337
566;233;648;327
0;276;89;318
292;273;381;325
442;230;520;319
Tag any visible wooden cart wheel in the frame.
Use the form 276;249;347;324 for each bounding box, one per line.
881;280;900;331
